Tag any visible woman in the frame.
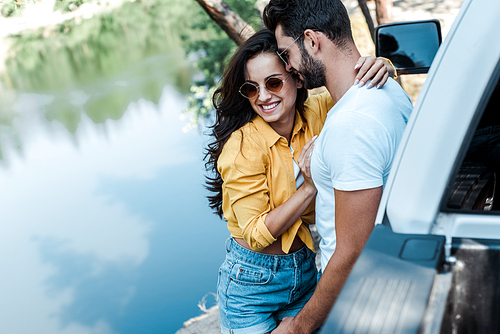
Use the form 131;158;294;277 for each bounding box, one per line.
205;29;395;334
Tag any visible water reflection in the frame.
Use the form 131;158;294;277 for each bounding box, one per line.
0;1;230;332
0;0;196;161
0;87;228;333
1;52;193;157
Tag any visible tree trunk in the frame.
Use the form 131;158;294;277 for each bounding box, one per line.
375;0;393;25
357;0;375;42
255;0;269;14
194;0;255;46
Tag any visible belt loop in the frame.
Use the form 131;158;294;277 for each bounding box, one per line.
225;238;231;253
273;257;278;272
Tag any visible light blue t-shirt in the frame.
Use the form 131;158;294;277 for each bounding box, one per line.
311;78;412;270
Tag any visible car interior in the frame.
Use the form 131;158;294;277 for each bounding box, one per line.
441;75;500;333
446;78;500;211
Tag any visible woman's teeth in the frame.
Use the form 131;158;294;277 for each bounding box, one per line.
262;102;279;110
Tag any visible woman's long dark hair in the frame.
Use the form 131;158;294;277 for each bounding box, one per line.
205;29;308;218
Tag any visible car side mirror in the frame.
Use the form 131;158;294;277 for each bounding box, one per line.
375;20;442;75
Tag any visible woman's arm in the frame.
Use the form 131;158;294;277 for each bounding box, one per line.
220;133;317;251
264;136;317;238
354;55;397;89
306;56;395;122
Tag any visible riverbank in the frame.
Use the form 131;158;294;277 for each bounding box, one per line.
175;305;221;334
0;0;126;37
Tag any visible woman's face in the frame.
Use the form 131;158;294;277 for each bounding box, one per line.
244;52;303;130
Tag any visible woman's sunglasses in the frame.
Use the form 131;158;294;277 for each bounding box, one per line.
239;72;293;99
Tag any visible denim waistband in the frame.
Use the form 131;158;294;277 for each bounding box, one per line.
225;237;313;270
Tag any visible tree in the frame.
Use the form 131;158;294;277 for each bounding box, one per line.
186;0;394;129
358;0;393;42
181;0;261;130
376;0;393;25
193;0;255;46
358;0;376;42
193;0;393;45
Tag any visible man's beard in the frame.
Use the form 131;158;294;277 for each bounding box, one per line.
298;49;327;90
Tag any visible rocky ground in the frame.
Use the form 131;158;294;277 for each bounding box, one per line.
175;306;221;334
175;0;463;333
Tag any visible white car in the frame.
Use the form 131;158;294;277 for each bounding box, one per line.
322;0;500;332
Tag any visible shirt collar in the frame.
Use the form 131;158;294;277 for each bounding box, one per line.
292;109;307;138
251;115;281;147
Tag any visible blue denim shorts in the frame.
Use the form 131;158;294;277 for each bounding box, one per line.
217;238;318;334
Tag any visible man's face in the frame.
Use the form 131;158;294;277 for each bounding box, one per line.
275;25;302;73
275;25;326;90
299;48;327;90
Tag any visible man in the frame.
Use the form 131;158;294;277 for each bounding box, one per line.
263;1;413;333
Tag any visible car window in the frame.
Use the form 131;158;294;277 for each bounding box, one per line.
445;75;500;211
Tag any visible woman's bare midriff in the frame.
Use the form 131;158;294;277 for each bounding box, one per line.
234;236;305;255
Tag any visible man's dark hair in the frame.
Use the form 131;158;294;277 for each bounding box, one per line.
263;0;354;50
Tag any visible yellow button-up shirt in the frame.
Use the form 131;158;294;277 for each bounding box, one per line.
218;91;334;254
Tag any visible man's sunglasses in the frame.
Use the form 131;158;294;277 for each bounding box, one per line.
276;32;304;67
239;73;293;99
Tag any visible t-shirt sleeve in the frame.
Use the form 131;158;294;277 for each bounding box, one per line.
218;132;277;250
324;111;392;191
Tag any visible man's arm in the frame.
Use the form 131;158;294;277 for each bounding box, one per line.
273;186;383;334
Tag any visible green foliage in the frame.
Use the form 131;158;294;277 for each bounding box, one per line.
182;84;216;132
1;0;197;134
54;0;90;12
181;0;262;129
182;0;262;87
0;0;262;141
1;0;17;17
1;0;36;18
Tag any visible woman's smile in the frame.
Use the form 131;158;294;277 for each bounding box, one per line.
260;101;281;112
245;53;302;137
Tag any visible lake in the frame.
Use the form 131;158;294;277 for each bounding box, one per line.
0;1;230;333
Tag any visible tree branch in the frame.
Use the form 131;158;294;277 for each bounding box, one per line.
376;0;393;25
357;0;375;42
194;0;255;46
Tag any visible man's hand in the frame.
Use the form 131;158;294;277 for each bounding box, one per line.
272;317;297;334
274;187;383;334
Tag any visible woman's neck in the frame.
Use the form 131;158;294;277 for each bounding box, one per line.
270;115;295;144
